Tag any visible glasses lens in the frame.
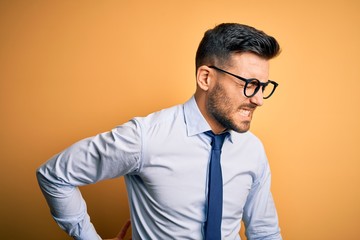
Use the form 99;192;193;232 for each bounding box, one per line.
245;79;260;97
262;82;275;99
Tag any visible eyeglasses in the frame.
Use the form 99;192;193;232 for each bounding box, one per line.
208;66;278;99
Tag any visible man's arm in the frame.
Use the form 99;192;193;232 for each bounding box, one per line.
242;150;282;240
36;120;141;239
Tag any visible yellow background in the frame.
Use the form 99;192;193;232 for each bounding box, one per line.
1;0;359;239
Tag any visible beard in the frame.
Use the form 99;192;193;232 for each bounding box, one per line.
207;82;254;133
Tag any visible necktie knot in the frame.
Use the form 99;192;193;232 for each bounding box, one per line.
205;131;228;150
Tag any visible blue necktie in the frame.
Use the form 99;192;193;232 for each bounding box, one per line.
204;131;228;240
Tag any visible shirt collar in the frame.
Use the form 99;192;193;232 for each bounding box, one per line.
184;96;211;137
183;96;234;143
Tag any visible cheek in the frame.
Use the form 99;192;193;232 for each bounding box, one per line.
213;82;248;110
223;83;246;103
226;89;248;109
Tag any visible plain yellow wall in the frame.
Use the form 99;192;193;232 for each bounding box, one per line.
1;0;359;239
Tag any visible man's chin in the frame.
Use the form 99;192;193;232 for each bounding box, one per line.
233;121;251;133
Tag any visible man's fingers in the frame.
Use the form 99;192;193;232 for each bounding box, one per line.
117;219;131;239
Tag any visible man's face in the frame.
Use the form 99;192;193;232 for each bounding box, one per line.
207;52;270;133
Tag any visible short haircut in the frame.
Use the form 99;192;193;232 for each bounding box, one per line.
195;23;281;71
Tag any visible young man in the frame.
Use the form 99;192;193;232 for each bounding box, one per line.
37;23;282;240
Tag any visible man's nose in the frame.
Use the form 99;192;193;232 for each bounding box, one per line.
249;90;264;106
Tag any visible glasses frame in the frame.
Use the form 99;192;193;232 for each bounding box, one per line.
208;65;278;99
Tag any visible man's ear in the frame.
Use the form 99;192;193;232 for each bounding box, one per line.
196;66;212;91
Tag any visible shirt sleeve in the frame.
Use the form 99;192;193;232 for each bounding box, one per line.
242;147;282;240
36;119;142;239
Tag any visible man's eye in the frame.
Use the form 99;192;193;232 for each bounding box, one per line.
246;81;258;89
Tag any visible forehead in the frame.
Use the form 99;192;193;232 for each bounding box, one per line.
228;52;269;80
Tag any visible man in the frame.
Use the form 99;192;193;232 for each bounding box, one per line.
37;23;282;240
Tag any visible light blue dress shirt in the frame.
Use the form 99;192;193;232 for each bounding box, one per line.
37;96;282;240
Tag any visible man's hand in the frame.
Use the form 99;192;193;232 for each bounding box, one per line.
103;219;131;240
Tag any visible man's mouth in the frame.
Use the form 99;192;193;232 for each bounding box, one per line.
239;109;251;117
